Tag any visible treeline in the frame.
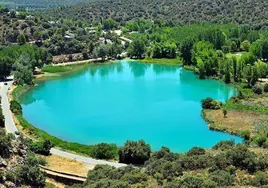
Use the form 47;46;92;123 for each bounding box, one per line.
0;44;50;84
0;0;90;9
44;0;268;28
68;140;268;188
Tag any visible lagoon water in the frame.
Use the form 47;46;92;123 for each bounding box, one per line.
19;61;242;152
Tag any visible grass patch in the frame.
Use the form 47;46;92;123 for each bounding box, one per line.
139;57;182;65
225;52;246;61
224;100;268;114
41;66;72;73
41;64;87;73
17;115;94;156
11;85;30;100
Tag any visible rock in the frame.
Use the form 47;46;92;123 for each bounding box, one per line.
4;181;16;188
0;184;7;188
0;158;7;167
18;149;27;156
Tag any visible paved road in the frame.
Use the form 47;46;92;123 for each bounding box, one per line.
0;79;18;134
0;81;126;168
51;148;126;168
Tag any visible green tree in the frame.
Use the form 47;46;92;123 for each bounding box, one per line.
240;40;250;51
91;143;118;160
191;41;218;77
12;53;34;85
17;33;26;45
119;140;151;165
127;38;146;59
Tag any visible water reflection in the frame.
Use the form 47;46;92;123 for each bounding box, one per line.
128;61;149;78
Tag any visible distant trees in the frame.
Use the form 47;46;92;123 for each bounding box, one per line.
152;42;177;58
92;44;109;60
191;41;218;78
180;38;195;65
103;18;119;30
0;45;46;80
127;38;146;59
240;40;250;51
17;33;26;45
12;53;34;85
119;140;151;164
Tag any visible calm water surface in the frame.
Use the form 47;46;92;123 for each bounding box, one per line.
19;61;242;152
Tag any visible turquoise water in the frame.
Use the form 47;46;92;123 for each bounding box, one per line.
19;61;242;152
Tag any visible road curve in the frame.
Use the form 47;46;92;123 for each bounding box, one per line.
50;148;126;168
0;81;126;168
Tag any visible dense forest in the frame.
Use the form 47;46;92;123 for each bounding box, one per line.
0;0;92;9
44;0;268;28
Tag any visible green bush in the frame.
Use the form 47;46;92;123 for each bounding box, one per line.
29;140;53;156
119;140;151;165
212;140;235;150
0;133;13;158
10;100;22;115
16;152;46;186
252;85;263;95
240;130;251;140
264;83;268;92
209;170;234;186
252;171;268;187
187;147;205;156
201;98;221;109
0;108;4;127
91;143;118;160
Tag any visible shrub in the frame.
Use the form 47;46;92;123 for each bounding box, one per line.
201;98;221;109
252;85;263;95
29;140;52;156
0;108;4;127
187;147;205;156
202;179;217;188
17;152;46;186
209;170;234;186
0;133;13;158
91;143;118;160
264;83;268;92
212;140;235;150
240;130;250;140
10;100;22;115
252;171;268;187
222;109;227;118
119;140;151;165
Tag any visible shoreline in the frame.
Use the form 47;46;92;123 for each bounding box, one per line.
10;59;245;158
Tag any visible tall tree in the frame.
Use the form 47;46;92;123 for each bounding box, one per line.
12;53;34;85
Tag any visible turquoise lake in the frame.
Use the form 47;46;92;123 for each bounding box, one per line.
19;60;242;152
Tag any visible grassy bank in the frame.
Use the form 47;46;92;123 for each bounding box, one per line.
203;83;268;139
11;82;118;159
17;115;94;156
41;64;88;74
139;57;182;65
11;85;31;101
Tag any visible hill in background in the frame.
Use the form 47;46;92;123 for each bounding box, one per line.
43;0;268;28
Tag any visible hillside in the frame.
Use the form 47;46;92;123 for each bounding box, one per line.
45;0;268;28
0;0;93;9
